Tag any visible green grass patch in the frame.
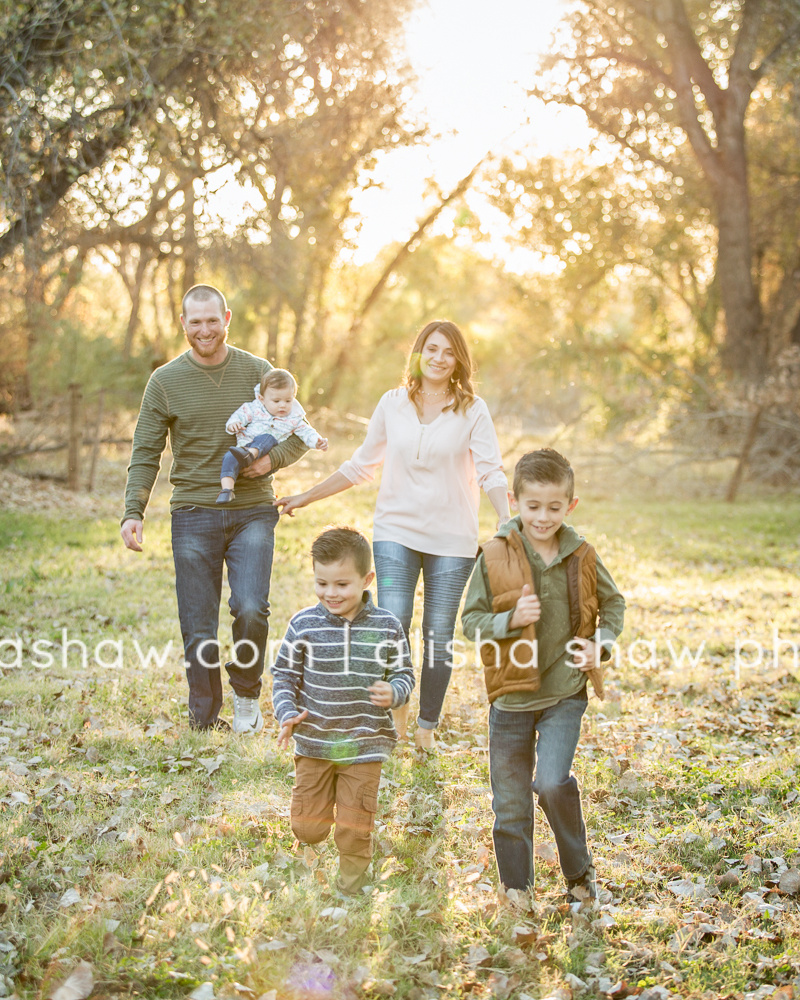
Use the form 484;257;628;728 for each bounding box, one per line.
1;471;799;998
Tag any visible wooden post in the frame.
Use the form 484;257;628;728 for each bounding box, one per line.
725;406;763;503
85;388;106;491
67;383;82;491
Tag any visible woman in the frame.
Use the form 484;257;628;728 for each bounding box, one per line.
276;320;510;748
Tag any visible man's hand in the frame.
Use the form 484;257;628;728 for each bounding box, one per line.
121;518;144;552
276;709;309;750
509;584;541;629
568;637;599;672
274;493;308;517
241;453;273;478
368;681;394;708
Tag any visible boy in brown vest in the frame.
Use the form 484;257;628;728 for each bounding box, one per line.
462;449;625;902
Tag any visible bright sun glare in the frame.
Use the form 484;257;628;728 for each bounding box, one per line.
348;0;590;263
208;0;589;265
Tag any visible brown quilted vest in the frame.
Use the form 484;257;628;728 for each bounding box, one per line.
479;534;604;702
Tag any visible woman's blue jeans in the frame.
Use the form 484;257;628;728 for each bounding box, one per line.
488;691;591;890
171;503;278;728
372;540;475;729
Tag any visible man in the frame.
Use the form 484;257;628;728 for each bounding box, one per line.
121;284;308;731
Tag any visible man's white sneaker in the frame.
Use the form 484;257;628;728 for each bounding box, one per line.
232;694;263;734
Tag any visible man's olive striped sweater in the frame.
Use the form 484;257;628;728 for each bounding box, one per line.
123;347;309;521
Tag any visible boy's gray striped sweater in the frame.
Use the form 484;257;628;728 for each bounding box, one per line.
271;593;414;764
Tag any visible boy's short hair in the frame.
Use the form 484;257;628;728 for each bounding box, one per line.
311;527;372;576
260;368;297;394
513;448;575;501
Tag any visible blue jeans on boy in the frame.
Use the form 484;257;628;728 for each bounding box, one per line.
171;503;279;728
220;432;278;482
372;540;475;729
488;690;591;890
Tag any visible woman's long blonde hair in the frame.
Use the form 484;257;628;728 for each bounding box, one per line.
403;320;476;415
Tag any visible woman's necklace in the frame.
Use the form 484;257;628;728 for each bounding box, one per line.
419;387;448;397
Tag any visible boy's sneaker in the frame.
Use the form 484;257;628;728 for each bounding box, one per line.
232;694;263;734
566;864;597;904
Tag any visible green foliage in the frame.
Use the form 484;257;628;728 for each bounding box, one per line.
515;0;800;376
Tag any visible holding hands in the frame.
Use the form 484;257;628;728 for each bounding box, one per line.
509;584;541;630
274;492;310;516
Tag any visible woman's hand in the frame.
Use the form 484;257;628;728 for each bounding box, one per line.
274;493;309;516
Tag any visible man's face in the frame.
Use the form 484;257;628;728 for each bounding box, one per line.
181;295;231;365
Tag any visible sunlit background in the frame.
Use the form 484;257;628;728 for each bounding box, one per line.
350;0;587;261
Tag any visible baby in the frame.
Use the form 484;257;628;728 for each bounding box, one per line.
217;368;327;504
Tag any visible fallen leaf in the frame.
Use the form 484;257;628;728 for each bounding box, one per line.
486;971;511;998
103;932;124;954
512;925;539;946
717;871;740;889
779;869;800;894
466;945;492;967
145;714;174;736
189;984;216;1000
50;960;94;1000
666;877;711;900
58;888;82;908
534;841;558;864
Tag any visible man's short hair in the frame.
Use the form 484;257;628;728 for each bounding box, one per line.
311;527;372;576
182;283;227;316
261;368;297;394
513;448;575;501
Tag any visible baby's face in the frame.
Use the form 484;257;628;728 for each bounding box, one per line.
261;386;295;419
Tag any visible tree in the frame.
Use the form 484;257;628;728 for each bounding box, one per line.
529;0;800;377
0;0;420;407
0;0;416;263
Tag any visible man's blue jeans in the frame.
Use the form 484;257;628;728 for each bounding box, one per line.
372;540;475;729
488;691;591;890
171;503;279;728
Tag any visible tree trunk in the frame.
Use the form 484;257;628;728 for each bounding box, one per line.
711;112;764;378
266;305;281;365
122;253;150;361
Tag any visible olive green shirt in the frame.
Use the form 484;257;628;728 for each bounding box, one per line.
461;520;626;711
123;347;309;522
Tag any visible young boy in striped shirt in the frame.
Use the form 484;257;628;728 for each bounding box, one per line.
271;527;414;895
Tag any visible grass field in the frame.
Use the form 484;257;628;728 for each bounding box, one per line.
1;454;799;1000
